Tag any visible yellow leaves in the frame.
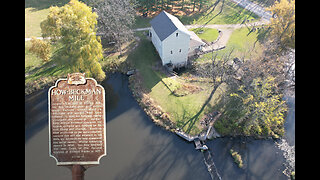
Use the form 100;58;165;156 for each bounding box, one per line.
29;37;51;62
243;94;253;104
229;75;287;138
41;0;105;81
256;125;262;134
230;93;239;97
43;0;97;38
266;0;295;49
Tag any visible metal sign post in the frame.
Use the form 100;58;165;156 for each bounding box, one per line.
72;165;85;180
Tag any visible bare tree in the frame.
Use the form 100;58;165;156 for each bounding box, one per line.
192;48;237;89
92;0;137;55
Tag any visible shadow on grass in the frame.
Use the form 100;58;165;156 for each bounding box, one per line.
126;39;163;92
25;54;71;84
181;84;220;134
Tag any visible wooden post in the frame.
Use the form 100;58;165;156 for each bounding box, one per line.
72;165;85;180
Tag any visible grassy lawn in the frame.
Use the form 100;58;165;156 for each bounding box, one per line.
196;26;263;62
226;27;262;52
25;8;50;38
128;39;226;135
25;39;70;80
25;41;43;72
190;27;219;42
180;0;260;25
127;38;163;89
25;0;69;38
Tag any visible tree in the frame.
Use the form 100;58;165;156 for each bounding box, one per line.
41;0;105;81
29;37;51;62
93;0;136;55
193;48;237;89
137;0;155;15
230;76;287;138
220;76;287;138
266;0;295;52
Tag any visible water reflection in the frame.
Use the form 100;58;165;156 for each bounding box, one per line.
25;88;49;143
283;96;295;146
207;138;286;180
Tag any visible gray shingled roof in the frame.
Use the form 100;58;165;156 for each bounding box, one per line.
150;11;190;41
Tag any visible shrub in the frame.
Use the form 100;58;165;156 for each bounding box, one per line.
29;37;51;62
230;149;243;168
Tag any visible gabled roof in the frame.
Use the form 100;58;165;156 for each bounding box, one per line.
150;11;190;41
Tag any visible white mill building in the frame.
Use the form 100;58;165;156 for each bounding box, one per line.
149;11;205;68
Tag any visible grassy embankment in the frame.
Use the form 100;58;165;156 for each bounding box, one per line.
127;37;227;135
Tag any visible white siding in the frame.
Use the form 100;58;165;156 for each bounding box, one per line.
150;27;163;59
162;30;190;67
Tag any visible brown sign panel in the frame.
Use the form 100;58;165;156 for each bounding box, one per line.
48;73;106;165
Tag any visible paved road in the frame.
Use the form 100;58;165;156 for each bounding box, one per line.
231;0;272;20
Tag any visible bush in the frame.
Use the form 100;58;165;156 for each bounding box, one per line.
230;149;243;168
29;37;51;62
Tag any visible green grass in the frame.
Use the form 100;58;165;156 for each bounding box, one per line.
226;27;261;51
128;39;163;90
128;39;226;135
179;0;260;25
190;28;219;42
25;8;51;38
25;41;71;85
25;41;44;72
133;16;152;29
196;27;263;62
134;0;260;28
25;0;69;38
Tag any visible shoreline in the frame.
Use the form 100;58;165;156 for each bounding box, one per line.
25;70;284;141
127;70;283;141
128;71;177;133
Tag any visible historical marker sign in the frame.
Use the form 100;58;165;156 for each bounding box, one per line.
48;73;106;165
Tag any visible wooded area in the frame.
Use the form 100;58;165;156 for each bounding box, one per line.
136;0;217;16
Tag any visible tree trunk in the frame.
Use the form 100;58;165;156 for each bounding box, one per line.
193;0;196;12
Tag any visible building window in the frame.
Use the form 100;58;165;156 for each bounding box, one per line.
176;33;179;37
170;50;173;54
179;49;181;52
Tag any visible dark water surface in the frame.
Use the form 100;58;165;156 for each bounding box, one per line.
25;73;294;180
